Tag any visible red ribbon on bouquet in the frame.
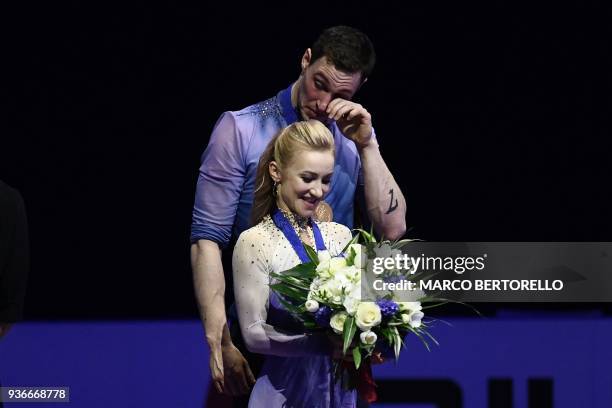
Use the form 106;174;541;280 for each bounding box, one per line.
343;359;377;403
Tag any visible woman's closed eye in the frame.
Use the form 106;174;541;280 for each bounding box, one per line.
301;176;332;184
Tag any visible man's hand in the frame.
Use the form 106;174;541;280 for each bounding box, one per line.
327;99;373;149
209;345;225;394
213;343;256;396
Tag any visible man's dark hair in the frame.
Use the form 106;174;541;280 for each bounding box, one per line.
311;26;376;81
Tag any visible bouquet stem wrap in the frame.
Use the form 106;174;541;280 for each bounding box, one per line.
343;359;377;403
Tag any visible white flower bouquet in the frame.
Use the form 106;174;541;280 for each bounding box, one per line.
269;230;436;372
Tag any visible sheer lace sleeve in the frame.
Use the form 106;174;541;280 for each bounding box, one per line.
232;227;332;357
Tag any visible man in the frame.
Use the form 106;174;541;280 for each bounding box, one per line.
190;26;406;402
0;180;29;337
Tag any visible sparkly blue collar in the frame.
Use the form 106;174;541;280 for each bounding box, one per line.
278;83;301;125
271;208;326;264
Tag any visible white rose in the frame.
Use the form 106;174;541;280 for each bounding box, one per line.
318;278;347;305
305;299;319;313
355;302;382;331
317;250;331;263
343;294;361;316
330;311;349;334
360;330;378;345
316;257;348;279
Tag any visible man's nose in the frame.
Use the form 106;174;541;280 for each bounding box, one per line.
317;93;332;113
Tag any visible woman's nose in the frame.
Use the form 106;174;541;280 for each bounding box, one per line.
310;183;323;198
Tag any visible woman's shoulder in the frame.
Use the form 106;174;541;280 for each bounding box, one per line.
236;215;279;245
316;221;354;244
316;222;353;255
316;221;351;235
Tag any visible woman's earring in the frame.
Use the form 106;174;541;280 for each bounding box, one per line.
272;181;278;197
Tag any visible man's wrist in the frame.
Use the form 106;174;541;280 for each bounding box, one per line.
357;136;379;153
221;323;234;347
206;333;223;349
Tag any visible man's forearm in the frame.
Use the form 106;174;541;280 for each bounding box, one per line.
360;142;407;240
191;240;229;350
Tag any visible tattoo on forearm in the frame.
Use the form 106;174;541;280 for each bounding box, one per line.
386;189;398;214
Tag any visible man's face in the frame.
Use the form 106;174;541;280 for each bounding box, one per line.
297;53;363;124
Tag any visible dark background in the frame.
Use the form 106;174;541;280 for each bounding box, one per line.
2;2;610;319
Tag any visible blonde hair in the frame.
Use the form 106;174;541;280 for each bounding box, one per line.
250;120;335;226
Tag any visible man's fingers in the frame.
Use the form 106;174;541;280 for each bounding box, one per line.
224;376;238;396
327;99;349;119
209;353;225;393
213;379;224;394
245;363;257;385
235;369;250;394
326;98;344;114
332;105;352;121
333;104;369;123
346;106;369;121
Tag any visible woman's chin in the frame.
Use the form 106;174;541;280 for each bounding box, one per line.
299;201;319;217
296;209;314;218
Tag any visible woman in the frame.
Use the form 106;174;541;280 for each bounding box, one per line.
232;120;356;407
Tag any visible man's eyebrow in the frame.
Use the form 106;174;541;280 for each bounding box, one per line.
313;73;329;84
315;72;353;99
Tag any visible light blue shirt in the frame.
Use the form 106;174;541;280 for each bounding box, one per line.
191;84;368;247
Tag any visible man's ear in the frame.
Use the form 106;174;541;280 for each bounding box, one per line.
357;76;368;92
269;161;281;182
301;48;312;72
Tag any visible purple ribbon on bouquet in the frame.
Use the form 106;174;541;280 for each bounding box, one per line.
271;208;326;263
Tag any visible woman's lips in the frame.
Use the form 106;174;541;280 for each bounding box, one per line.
302;198;318;209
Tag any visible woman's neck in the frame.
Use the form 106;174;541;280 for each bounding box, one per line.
278;207;310;230
277;207;314;247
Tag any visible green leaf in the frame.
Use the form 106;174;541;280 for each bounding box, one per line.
407;326;431;351
270;262;317;279
392;238;423;250
345;245;357;266
353;347;362;370
303;243;319;264
380;327;394;345
303;321;318;329
340;233;360;254
392;327;401;360
273;294;304;314
354;228;376;243
270;280;308;296
269;284;307;302
421;328;440;347
281;276;311;291
342;316;357;355
418;296;483;317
